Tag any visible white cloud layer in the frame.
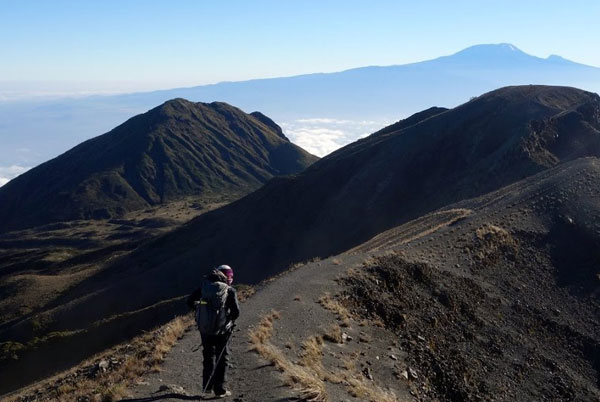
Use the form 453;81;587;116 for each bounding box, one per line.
281;118;390;157
0;165;30;187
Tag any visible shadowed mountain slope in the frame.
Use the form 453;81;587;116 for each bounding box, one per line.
370;106;449;138
0;99;317;232
341;157;600;401
6;156;600;400
21;85;599;325
133;85;598;283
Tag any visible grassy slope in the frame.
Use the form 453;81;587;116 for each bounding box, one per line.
0;99;317;232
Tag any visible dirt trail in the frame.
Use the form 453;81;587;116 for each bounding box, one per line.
351;208;472;253
125;253;410;402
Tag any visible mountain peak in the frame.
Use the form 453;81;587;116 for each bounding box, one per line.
151;97;196;117
546;54;571;64
156;98;232;114
452;43;528;57
426;43;556;69
158;97;194;109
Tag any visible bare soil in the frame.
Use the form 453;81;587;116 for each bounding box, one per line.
339;158;600;401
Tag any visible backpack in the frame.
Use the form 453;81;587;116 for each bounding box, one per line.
195;279;230;335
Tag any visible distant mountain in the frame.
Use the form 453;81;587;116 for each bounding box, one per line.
1;44;599;168
0;99;317;232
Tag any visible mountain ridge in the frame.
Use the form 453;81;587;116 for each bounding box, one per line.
0;99;317;232
103;86;599;277
29;85;599;314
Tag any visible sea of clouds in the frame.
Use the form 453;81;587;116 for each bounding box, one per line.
0;165;30;187
280;118;390;157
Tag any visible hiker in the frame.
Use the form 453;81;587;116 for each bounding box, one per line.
187;265;240;398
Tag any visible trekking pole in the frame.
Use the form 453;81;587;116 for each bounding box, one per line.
202;324;236;394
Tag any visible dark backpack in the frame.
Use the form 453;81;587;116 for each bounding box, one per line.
195;279;230;335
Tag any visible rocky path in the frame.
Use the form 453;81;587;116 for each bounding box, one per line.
123;252;407;402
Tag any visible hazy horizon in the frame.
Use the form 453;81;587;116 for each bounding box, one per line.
2;1;600;99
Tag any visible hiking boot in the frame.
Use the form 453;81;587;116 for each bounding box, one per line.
214;389;232;398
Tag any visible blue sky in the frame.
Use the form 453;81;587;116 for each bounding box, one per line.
1;0;599;97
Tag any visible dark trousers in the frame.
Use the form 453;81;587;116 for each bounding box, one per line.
200;332;230;392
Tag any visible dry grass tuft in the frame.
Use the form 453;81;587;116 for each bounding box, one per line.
7;315;193;402
475;224;515;246
98;383;129;402
318;293;351;327
248;312;328;402
298;335;342;385
235;284;256;302
341;356;356;372
471;223;519;265
345;377;399;402
299;336;324;368
55;383;75;395
248;310;280;349
322;324;343;344
248;311;399;402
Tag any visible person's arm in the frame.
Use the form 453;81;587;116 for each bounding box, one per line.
226;287;240;321
187;288;202;310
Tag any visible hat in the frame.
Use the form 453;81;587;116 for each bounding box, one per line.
217;265;234;285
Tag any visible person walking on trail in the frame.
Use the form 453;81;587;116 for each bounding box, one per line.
187;265;240;398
